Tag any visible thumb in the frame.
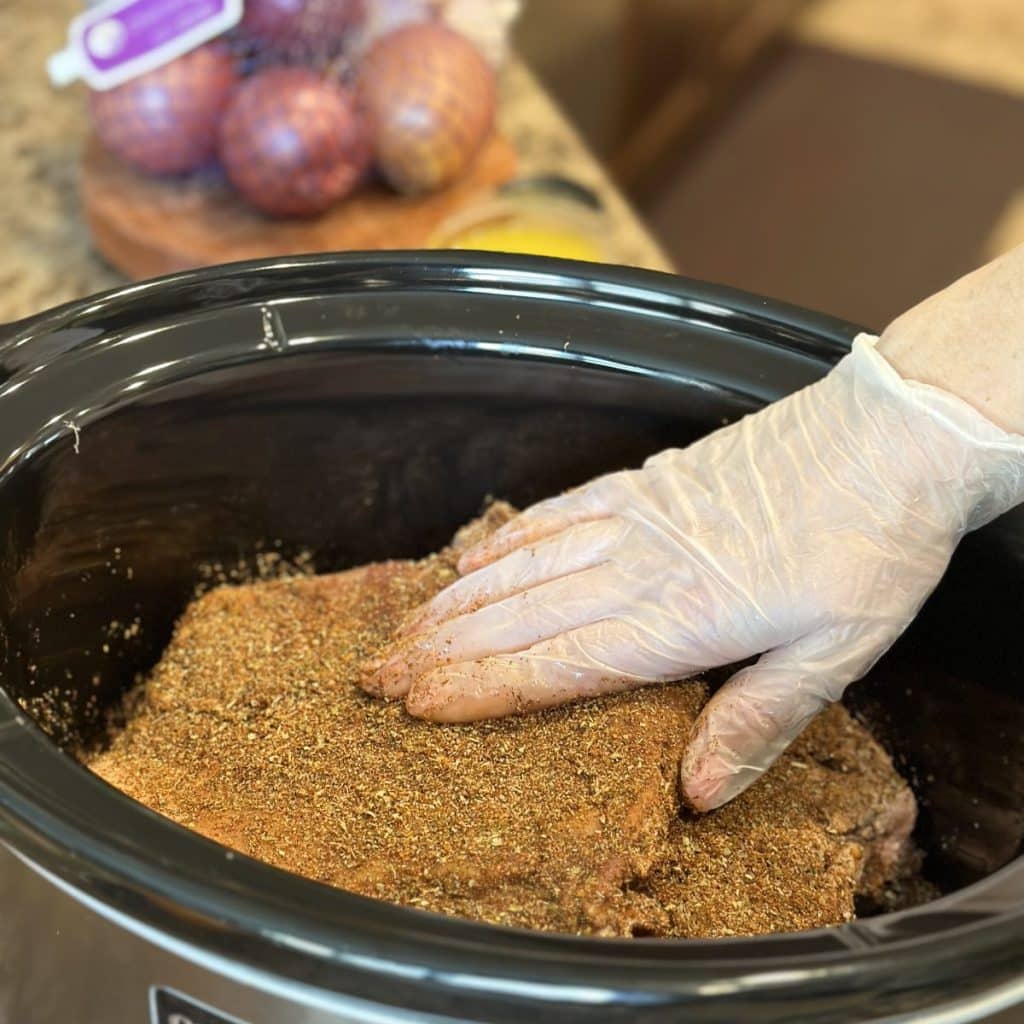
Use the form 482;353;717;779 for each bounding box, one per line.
679;622;900;812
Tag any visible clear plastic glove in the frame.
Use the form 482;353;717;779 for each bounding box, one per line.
362;336;1024;813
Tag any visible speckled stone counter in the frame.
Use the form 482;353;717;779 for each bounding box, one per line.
0;0;672;324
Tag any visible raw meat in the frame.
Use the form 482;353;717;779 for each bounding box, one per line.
87;504;922;937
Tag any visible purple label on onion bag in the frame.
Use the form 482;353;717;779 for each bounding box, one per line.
48;0;243;91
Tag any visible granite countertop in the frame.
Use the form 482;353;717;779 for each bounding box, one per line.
0;0;672;325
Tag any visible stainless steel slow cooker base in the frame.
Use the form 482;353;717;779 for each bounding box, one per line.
1;843;453;1023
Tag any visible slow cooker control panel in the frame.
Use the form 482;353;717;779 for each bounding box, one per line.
151;988;248;1024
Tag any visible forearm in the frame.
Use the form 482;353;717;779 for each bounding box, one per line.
879;327;1023;434
878;247;1024;435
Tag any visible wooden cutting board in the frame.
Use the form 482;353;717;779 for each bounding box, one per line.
80;133;518;281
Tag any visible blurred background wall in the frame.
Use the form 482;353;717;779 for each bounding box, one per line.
515;0;1024;329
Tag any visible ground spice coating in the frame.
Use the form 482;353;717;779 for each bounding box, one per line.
87;504;925;937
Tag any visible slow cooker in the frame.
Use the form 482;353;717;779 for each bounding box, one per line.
0;253;1022;1023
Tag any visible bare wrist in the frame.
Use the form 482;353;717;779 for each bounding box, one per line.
878;323;1024;436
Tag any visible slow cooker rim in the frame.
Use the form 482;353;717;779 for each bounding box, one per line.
1;252;1021;1017
0;249;865;363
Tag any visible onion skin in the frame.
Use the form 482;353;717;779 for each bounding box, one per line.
90;44;239;176
219;67;371;217
357;23;496;195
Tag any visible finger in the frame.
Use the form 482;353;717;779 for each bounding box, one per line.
456;468;643;575
456;495;605;575
400;517;630;638
404;618;663;722
362;562;631;699
679;622;900;812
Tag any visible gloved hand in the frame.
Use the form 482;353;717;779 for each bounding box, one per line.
363;336;1024;813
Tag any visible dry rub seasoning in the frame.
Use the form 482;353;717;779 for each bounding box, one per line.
87;504;926;937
